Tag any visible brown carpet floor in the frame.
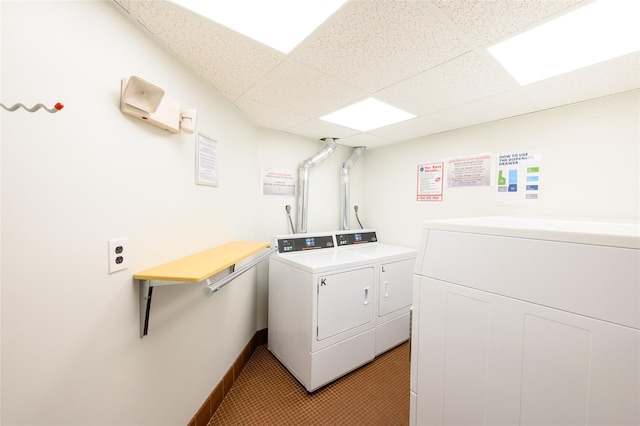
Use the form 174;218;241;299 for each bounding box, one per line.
209;341;410;425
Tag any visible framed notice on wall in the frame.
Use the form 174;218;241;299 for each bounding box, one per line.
196;133;218;187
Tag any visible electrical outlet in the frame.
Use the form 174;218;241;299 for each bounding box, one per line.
108;238;129;274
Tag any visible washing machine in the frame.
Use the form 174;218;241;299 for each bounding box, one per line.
334;229;417;355
410;217;639;425
268;231;377;392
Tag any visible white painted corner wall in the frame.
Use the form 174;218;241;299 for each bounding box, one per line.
0;1;327;425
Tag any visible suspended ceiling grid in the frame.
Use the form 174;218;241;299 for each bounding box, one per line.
112;0;639;148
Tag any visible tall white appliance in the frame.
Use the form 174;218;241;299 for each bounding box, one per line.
410;216;639;426
335;229;417;355
269;231;376;392
269;230;415;392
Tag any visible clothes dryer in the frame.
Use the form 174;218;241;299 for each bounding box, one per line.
268;232;376;392
335;229;417;355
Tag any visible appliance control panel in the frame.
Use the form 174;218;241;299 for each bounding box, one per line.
335;231;377;246
276;235;335;253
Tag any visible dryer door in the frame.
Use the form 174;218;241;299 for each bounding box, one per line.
317;267;374;341
379;258;414;317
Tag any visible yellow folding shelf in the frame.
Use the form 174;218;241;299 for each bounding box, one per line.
134;241;270;282
135;241;272;337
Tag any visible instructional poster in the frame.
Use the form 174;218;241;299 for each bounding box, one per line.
196;133;218;187
261;167;296;196
446;153;491;187
496;150;541;204
417;162;444;202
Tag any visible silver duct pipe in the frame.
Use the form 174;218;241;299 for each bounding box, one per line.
297;137;337;234
340;146;366;230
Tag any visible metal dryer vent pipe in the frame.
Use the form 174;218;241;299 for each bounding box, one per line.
296;137;337;234
340;146;366;230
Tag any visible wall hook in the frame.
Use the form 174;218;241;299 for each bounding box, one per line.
1;102;64;113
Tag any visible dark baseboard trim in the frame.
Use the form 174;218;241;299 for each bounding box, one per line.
188;328;268;426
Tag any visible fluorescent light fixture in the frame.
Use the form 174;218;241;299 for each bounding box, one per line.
169;0;347;54
488;0;640;85
320;98;416;131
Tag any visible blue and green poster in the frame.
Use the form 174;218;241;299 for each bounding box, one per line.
496;150;541;205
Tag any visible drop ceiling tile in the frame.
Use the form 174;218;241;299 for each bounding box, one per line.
427;89;539;131
115;0;640;148
522;52;640;111
336;132;396;149
113;0;130;13
376;51;517;116
434;0;584;47
241;58;369;117
234;98;310;130
132;1;284;97
218;90;240;103
286;118;361;141
291;0;471;92
367;115;454;143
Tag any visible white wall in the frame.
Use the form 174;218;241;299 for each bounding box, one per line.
0;1;335;425
361;90;640;248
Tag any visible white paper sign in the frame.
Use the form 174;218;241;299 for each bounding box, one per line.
262;167;296;196
417;162;444;202
446;153;492;187
196;134;218;187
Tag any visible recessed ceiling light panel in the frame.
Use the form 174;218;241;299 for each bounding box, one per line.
320;98;416;132
169;0;347;54
488;0;640;85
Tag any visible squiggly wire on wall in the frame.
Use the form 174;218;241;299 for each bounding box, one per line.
0;102;64;113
